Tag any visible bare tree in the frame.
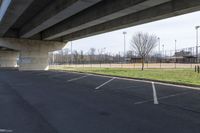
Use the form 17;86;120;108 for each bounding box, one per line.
88;48;96;63
80;50;84;63
130;32;158;70
63;48;69;63
98;48;106;64
73;50;79;64
89;48;96;55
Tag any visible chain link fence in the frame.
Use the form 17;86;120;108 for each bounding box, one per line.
49;46;200;69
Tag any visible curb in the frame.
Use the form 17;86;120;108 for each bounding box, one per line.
50;69;200;89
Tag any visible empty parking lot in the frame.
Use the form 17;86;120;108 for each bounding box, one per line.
0;70;200;133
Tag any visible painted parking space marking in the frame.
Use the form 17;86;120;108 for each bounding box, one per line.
152;82;159;104
62;71;200;90
134;90;194;105
67;75;88;82
0;129;13;132
95;77;116;90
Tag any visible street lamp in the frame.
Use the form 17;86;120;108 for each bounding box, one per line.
175;40;177;53
123;31;127;62
71;41;73;64
157;37;161;67
195;26;200;63
175;40;177;68
158;37;161;56
52;52;55;65
162;44;164;58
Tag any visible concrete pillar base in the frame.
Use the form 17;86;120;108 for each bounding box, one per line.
19;51;49;71
18;41;65;71
0;51;19;68
0;38;66;71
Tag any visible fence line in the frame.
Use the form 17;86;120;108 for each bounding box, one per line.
49;45;200;69
50;63;199;69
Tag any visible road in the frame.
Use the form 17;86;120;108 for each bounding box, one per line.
0;69;200;133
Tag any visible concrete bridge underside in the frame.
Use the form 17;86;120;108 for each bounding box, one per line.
0;47;18;68
0;0;200;70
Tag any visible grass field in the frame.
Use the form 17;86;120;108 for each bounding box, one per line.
50;65;200;86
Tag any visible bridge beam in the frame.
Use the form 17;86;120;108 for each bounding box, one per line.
19;0;102;38
62;0;200;41
0;0;34;37
41;0;170;40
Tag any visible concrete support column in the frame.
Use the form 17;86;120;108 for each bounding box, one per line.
0;38;66;71
18;40;65;71
0;51;19;68
19;49;49;71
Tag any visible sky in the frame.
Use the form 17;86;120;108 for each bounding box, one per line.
63;10;200;54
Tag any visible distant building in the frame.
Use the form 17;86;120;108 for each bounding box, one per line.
126;57;142;63
172;50;196;63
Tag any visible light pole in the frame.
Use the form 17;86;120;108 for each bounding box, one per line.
175;40;177;68
123;31;127;63
52;52;55;65
195;26;200;63
161;44;164;66
158;37;161;56
157;37;161;68
71;41;73;64
175;40;177;52
162;44;164;58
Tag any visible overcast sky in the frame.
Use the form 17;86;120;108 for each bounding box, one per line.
64;10;200;54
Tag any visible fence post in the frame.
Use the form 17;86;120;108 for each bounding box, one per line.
175;57;177;69
198;66;200;73
160;60;161;69
195;65;197;72
147;62;148;69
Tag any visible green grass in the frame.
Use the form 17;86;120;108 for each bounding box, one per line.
50;66;200;86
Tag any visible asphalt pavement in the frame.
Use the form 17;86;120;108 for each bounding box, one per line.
0;69;200;133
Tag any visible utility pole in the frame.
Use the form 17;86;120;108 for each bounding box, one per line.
175;40;177;53
123;31;127;63
175;40;177;68
162;44;164;58
195;26;200;63
71;41;73;64
158;37;161;56
52;52;55;65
